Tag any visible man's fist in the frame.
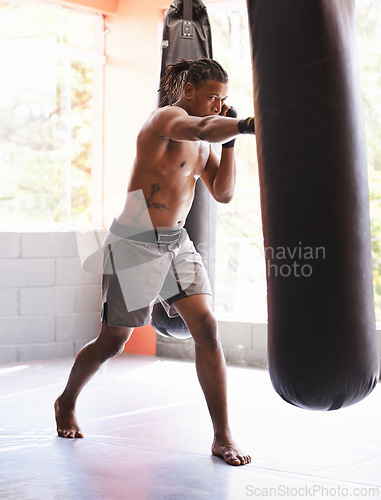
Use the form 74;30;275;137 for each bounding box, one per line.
222;106;238;148
220;105;237;118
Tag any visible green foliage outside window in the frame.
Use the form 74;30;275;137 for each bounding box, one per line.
0;1;101;228
210;2;381;323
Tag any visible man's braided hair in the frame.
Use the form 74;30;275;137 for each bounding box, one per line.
159;57;228;106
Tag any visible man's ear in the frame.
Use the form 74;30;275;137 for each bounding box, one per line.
183;82;195;101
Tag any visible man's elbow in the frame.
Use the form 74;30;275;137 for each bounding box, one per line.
216;192;234;204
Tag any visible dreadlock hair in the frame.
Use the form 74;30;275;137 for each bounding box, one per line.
159;57;229;106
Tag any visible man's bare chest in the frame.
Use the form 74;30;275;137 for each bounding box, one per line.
166;139;209;177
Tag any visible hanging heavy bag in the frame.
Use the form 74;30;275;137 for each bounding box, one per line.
248;0;379;410
152;0;216;340
158;0;213;107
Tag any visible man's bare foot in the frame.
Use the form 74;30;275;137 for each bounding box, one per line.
212;437;251;466
54;397;84;439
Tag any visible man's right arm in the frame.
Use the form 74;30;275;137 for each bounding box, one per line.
150;106;253;144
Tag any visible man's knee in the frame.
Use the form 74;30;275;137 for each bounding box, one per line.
97;324;133;360
191;312;220;349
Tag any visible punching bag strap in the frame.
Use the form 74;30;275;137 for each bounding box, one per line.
183;0;192;19
181;0;194;39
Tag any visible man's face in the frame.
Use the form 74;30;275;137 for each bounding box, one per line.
189;80;229;117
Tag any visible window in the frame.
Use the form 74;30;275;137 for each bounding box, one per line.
358;1;381;325
0;0;104;229
208;3;266;322
209;1;381;324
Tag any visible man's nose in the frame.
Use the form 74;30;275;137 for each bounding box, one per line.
214;101;222;113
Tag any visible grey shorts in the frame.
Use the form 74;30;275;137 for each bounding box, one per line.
101;219;212;327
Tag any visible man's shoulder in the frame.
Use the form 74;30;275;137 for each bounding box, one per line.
152;105;188;121
145;105;189;139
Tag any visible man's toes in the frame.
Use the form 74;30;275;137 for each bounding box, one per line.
227;452;252;466
225;452;241;465
241;455;251;465
57;429;74;438
57;428;83;439
236;454;248;465
238;454;250;464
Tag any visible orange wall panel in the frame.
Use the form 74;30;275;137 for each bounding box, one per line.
123;324;157;356
102;0;166;225
46;0;120;15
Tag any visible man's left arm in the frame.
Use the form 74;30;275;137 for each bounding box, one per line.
201;105;240;203
201;142;236;204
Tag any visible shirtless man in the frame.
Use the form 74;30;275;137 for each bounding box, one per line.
55;57;255;466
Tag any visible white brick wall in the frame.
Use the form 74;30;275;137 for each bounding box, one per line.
156;321;269;368
157;321;381;371
0;232;20;258
0;231;105;364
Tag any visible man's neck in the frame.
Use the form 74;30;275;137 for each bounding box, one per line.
174;97;193;116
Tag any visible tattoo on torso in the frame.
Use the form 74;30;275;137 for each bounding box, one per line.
132;183;169;224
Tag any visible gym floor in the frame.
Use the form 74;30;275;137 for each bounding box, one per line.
1;354;380;500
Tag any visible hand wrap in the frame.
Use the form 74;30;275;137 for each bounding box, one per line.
222;107;238;148
238;117;255;135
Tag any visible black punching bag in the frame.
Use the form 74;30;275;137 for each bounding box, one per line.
248;0;379;410
152;0;216;340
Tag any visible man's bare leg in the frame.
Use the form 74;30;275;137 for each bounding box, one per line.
174;294;251;466
55;323;134;438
